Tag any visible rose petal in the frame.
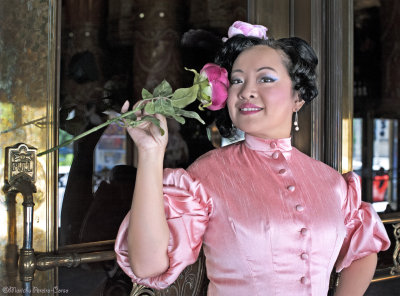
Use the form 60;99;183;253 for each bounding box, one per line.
219;67;229;87
208;81;228;111
201;64;224;82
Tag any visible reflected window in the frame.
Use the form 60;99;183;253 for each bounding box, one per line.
372;119;398;212
58;123;127;228
353;0;400;213
94;123;127;190
353;118;399;213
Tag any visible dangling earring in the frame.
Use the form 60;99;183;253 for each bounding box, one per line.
294;110;299;131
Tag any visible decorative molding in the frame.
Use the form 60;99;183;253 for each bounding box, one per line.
391;223;400;275
157;250;207;296
130;283;156;296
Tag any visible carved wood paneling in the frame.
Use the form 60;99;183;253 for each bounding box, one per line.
130;0;184;100
189;0;247;34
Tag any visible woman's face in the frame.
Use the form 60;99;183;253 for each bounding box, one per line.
227;45;304;139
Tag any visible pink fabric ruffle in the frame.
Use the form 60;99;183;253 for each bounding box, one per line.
114;168;212;290
335;172;391;271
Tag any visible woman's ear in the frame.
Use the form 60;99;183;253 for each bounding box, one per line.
293;95;305;112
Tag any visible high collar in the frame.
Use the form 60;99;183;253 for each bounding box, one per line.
244;134;292;157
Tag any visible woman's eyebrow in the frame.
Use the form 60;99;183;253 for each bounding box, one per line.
257;66;277;73
231;67;277;74
231;69;243;74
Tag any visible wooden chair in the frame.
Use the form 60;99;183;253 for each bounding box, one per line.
128;249;338;296
130;249;208;296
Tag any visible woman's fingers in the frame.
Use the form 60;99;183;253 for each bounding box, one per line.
121;100;144;124
121;100;168;136
119;100;168;150
154;113;168;131
121;100;144;114
121;100;130;113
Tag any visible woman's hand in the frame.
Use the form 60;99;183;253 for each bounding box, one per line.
121;100;168;153
121;100;171;278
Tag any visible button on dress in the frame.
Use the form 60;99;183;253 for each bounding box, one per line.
115;134;390;295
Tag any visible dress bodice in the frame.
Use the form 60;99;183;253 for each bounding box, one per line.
115;135;390;295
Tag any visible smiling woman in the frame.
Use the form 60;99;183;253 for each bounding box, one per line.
227;45;304;139
114;21;390;296
214;35;318;141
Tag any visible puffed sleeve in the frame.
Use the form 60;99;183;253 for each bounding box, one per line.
114;168;213;290
336;171;390;271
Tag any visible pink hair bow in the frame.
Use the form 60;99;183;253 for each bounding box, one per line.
222;21;268;42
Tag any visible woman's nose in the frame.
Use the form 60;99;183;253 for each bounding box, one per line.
239;82;257;100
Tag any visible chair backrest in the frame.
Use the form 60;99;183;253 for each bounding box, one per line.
129;250;340;296
131;249;208;296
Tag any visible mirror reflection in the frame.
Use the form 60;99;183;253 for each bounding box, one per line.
57;0;246;294
353;0;400;213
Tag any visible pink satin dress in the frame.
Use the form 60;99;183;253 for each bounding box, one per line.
115;134;390;295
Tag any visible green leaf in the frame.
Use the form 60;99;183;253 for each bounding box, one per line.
154;98;175;116
144;101;156;114
175;108;205;124
153;80;173;97
124;112;137;121
171;115;185;124
141;116;165;135
171;85;199;108
142;88;153;99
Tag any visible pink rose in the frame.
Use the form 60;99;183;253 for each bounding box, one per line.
223;21;268;41
199;63;229;111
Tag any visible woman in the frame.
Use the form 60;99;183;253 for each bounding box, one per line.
115;21;390;295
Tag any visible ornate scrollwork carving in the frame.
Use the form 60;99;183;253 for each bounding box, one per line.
130;249;208;296
391;222;400;275
130;283;156;296
156;250;207;296
130;0;184;100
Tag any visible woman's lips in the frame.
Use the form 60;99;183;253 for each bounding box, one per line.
239;103;263;114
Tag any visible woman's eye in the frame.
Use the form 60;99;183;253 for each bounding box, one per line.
230;78;243;84
259;76;277;83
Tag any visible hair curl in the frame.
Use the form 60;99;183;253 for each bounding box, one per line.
214;35;318;138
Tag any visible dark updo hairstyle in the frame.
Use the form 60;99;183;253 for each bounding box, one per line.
214;34;318;138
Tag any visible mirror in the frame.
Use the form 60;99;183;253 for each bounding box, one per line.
56;0;247;294
353;0;400;213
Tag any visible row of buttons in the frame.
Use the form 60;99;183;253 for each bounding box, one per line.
270;143;303;210
300;227;310;284
300;226;309;284
271;141;310;285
